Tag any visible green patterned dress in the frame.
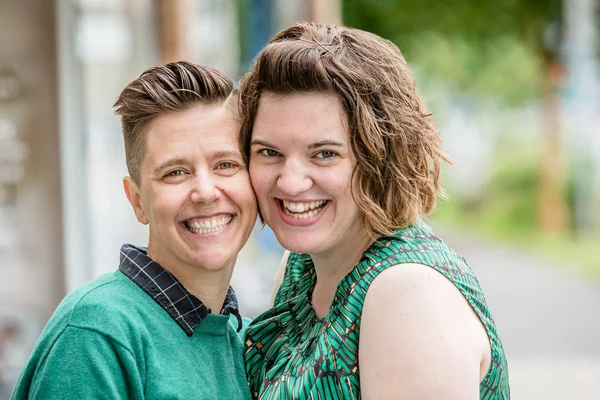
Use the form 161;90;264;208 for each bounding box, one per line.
245;224;510;399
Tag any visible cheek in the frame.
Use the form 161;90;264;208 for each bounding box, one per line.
249;164;272;199
226;175;258;211
145;187;185;221
317;167;353;195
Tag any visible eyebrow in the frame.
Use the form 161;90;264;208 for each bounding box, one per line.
212;150;243;159
307;140;345;149
153;157;188;175
250;139;278;149
250;139;345;150
152;151;242;174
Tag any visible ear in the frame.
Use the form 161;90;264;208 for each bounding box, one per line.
123;176;149;225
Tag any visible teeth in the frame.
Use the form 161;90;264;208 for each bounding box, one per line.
186;215;232;234
282;200;326;212
281;200;327;219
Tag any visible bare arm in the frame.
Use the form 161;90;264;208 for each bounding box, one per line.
269;250;290;307
359;263;490;400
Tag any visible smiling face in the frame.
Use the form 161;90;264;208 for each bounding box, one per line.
124;103;257;274
249;91;368;257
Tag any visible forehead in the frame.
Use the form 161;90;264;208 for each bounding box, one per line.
144;104;240;163
254;92;348;138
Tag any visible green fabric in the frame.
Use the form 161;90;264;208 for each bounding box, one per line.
12;271;252;400
245;224;510;399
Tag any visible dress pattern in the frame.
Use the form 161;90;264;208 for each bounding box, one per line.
245;224;510;399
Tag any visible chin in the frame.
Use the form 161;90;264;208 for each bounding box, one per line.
276;233;324;256
189;251;237;272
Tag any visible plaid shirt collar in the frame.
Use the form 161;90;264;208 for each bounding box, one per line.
118;244;242;336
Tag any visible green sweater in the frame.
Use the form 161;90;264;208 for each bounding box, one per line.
12;271;252;399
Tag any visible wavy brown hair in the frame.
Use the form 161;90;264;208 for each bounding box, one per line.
239;22;452;236
114;61;234;185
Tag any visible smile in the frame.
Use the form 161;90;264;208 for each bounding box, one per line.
184;215;233;235
280;199;328;219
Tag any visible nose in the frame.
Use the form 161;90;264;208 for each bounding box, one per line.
190;173;222;204
276;160;313;196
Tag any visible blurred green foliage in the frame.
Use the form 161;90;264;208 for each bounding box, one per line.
431;135;600;279
431;125;600;279
434;187;600;281
408;34;540;102
344;0;562;36
435;136;544;238
343;0;561;104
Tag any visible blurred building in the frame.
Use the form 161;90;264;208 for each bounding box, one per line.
0;0;63;395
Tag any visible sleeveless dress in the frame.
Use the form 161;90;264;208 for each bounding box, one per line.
245;224;510;399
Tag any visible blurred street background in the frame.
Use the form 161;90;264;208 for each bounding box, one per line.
0;0;598;398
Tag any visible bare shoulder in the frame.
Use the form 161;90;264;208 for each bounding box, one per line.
364;262;466;308
362;262;488;348
359;263;490;399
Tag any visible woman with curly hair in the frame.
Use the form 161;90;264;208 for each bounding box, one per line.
240;22;509;399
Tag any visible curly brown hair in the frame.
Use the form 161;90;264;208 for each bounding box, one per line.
239;22;451;236
114;61;234;185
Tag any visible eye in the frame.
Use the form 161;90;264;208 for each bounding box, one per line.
314;150;337;159
216;161;236;170
215;161;241;176
259;149;281;158
165;169;186;177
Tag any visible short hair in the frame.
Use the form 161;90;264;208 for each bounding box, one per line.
239;22;451;236
114;61;234;185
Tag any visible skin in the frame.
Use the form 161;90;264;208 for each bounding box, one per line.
124;103;257;313
251;91;491;398
359;264;491;399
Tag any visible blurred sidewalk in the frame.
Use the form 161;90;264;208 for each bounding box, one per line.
439;228;600;400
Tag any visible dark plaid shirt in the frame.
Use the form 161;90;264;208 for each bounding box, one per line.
118;243;242;336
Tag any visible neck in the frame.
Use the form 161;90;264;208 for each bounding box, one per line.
174;266;235;314
310;229;374;317
149;253;236;314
